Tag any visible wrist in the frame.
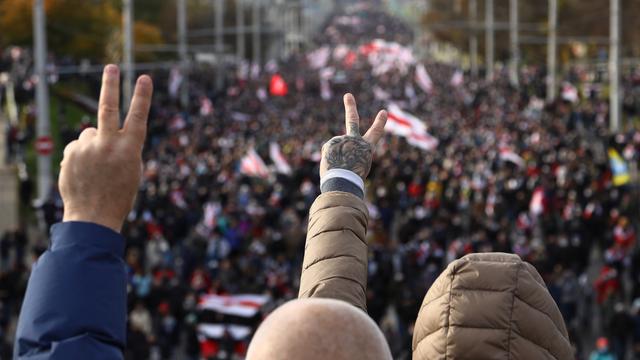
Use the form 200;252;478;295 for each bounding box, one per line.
63;209;123;233
320;169;365;199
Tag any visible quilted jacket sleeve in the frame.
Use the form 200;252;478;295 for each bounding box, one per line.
298;191;369;311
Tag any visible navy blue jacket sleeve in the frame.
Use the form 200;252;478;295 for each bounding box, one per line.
14;222;127;360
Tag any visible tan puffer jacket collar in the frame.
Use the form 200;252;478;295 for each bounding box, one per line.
412;253;573;360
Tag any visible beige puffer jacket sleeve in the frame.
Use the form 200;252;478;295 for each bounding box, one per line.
298;192;369;311
412;253;573;360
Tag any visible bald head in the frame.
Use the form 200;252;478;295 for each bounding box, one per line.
247;298;392;360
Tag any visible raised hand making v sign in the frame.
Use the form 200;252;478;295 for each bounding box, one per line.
319;93;387;198
60;64;153;233
14;65;153;360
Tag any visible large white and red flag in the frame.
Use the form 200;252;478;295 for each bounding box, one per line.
415;63;434;94
198;294;270;318
385;103;425;137
240;148;269;178
407;131;439;151
385;104;438;151
269;142;292;175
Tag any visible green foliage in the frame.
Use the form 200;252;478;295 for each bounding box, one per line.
0;0;166;61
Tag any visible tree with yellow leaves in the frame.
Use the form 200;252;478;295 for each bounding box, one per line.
0;0;164;62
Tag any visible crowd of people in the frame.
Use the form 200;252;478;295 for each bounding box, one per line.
2;3;640;359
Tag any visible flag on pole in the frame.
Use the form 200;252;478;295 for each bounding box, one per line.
385;103;425;137
240;148;269;179
415;63;433;94
608;148;631;186
269;142;292;175
385;104;438;151
407;132;439;151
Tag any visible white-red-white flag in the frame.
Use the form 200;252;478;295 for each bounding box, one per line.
385;104;438;151
415;63;433;94
407;131;439;151
269;142;292;175
198;294;270;318
240;148;269;178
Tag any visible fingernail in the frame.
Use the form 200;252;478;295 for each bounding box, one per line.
138;75;151;86
105;64;119;75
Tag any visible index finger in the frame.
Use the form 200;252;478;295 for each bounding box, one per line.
97;64;121;135
343;93;360;136
123;75;153;150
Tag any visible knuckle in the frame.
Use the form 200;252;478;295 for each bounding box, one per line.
79;127;97;138
99;103;119;115
63;140;77;153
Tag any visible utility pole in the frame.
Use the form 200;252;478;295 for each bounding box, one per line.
609;0;620;133
546;0;557;102
469;0;478;78
123;0;134;111
236;0;246;60
252;0;262;66
282;2;289;57
177;0;189;108
33;0;51;201
509;0;519;87
214;0;224;91
485;0;494;81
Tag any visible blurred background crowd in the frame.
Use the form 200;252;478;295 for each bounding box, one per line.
1;1;640;359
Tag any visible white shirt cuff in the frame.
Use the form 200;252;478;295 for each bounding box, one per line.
320;169;365;194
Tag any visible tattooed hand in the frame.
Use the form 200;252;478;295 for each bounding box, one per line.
320;94;388;180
